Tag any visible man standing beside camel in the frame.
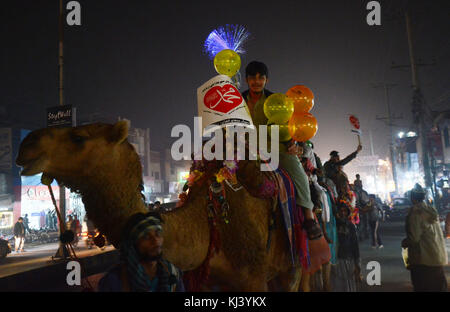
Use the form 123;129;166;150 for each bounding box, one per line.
98;213;185;292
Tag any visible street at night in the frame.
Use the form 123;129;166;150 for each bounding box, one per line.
1;0;449;301
1;221;448;292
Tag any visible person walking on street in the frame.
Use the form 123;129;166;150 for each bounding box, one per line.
362;194;384;249
23;214;30;234
353;174;362;190
402;184;448;292
13;217;26;253
334;203;363;291
52;211;57;231
70;215;81;247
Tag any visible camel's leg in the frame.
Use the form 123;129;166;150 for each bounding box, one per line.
281;267;302;292
241;277;269;292
300;272;311;292
268;267;302;292
309;269;324;291
322;262;332;292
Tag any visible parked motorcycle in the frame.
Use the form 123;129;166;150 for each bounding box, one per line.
85;231;96;249
0;235;12;259
84;230;108;250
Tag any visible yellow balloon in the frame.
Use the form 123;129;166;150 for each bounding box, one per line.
268;123;292;142
213;49;241;77
263;93;294;125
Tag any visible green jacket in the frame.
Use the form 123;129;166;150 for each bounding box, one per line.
405;202;448;267
243;89;289;153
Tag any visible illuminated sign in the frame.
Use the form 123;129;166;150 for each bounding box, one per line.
23;186;61;201
0;211;13;229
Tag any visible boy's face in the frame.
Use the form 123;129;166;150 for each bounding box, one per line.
246;73;268;93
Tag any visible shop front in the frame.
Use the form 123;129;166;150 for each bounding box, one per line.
0;195;14;235
20;174;86;230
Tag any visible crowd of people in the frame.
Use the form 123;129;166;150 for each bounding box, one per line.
239;60;448;292
297;140;367;291
57;60;446;292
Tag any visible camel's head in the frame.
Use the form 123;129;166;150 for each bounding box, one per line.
17;121;148;248
16;121;133;187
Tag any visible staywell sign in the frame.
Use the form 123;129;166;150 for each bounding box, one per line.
47;105;76;128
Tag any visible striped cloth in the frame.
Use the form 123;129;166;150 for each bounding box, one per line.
277;168;310;269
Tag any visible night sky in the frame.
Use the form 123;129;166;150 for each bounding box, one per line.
2;0;449;177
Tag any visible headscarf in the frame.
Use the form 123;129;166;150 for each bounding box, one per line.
120;213;169;292
410;183;426;202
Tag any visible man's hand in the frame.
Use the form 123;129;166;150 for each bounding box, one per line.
287;143;301;156
356;144;362;153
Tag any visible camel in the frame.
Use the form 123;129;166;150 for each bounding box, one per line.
16;121;302;291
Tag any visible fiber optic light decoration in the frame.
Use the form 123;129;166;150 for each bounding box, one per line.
203;24;251;59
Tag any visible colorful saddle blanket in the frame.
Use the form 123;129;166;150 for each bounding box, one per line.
275;168;310;269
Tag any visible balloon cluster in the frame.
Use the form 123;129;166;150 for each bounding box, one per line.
264;85;318;143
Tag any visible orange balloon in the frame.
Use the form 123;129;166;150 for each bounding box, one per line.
286;85;315;113
288;112;318;142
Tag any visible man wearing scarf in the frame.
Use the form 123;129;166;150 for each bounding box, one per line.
98;213;185;292
402;184;448;292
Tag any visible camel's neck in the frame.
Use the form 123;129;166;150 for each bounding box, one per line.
160;183;211;271
80;173;146;247
61;152;147;247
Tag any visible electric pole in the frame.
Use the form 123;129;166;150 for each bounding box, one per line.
389;12;436;205
55;0;68;259
373;82;402;195
368;129;378;195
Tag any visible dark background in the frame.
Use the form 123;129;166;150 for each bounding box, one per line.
2;0;449;167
